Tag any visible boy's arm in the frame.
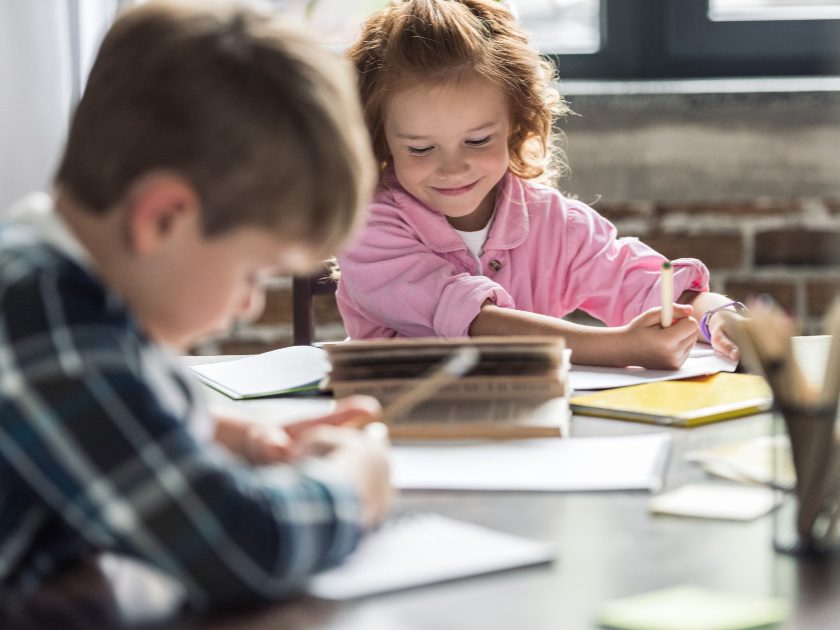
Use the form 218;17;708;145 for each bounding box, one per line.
2;358;379;610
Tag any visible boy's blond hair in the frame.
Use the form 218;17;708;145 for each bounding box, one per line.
347;0;568;184
55;1;374;258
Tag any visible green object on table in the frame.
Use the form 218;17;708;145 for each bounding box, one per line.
598;585;789;630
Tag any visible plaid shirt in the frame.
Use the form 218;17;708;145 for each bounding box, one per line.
0;195;363;609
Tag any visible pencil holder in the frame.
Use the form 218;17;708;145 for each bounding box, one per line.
772;403;840;557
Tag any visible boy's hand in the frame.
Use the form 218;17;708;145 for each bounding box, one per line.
619;304;699;370
244;395;381;464
294;423;392;529
241;395;391;529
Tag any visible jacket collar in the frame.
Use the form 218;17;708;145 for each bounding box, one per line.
377;169;530;254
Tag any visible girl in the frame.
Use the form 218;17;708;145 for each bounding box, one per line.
336;0;745;369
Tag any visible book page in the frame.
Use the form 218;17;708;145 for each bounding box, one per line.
570;344;737;391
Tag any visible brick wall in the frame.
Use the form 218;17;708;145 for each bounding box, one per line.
193;196;840;355
599;197;840;334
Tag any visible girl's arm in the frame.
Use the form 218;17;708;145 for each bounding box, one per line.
469;301;699;369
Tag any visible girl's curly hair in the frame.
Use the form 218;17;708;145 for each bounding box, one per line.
347;0;569;185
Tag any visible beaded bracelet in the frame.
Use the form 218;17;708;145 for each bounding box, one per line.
700;300;747;343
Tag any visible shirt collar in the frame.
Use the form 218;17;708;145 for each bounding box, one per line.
377;169;530;253
6;192;93;270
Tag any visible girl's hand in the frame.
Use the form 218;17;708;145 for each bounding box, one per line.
706;308;744;361
618;304;699;369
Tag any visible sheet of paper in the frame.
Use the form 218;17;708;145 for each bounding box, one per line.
598;585;789;630
649;483;776;521
684;435;795;489
188;345;329;399
306;513;553;600
570;344;737;391
391;433;671;492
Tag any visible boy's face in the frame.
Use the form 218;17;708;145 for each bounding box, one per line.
384;74;511;231
140;218;310;350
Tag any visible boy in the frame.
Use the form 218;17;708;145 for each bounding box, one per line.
0;0;390;610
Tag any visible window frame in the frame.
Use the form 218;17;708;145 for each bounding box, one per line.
548;0;840;79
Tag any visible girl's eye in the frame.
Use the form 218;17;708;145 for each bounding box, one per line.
408;146;433;156
466;136;491;147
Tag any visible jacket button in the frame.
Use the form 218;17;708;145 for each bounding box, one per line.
488;259;502;271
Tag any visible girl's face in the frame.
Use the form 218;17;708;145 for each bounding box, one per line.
384;75;511;231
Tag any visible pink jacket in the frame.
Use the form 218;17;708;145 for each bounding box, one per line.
336;170;709;339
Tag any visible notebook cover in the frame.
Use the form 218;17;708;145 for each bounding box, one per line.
570;372;772;427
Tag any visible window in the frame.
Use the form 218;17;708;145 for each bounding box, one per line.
289;0;600;54
665;0;840;78
507;0;601;54
278;1;840;79
710;0;840;21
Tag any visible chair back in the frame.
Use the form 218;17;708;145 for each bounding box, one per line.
292;269;338;346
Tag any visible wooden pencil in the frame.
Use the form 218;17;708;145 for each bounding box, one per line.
377;346;480;426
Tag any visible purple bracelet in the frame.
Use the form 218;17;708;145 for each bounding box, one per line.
700;300;747;342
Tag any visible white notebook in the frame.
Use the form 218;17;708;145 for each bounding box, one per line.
306;513;553;600
188;346;329;399
391;433;672;492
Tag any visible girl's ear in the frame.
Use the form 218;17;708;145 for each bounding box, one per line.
125;173;200;255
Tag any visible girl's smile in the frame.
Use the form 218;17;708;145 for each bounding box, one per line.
431;178;481;196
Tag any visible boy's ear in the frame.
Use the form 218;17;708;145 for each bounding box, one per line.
126;173;201;255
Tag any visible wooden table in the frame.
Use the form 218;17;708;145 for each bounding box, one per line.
4;338;839;629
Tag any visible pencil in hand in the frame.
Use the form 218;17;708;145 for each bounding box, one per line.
660;261;674;328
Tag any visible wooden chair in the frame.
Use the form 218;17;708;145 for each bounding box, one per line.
292;268;338;346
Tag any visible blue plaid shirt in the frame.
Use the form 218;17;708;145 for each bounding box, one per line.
0;195;363;609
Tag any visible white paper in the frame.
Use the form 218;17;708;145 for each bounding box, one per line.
570;344;737;391
188;346;329;399
649;483;776;521
684;435;795;489
307;513;553;600
390;433;671;492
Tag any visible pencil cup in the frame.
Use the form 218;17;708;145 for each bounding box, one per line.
772;403;840;557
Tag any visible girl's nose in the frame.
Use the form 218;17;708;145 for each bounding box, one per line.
438;149;468;177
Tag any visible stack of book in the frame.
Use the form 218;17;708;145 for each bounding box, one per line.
323;337;571;440
325;337;569;400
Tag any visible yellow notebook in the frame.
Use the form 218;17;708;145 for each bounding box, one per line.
570;372;772;427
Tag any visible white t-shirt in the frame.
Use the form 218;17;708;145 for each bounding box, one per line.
454;214;494;275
